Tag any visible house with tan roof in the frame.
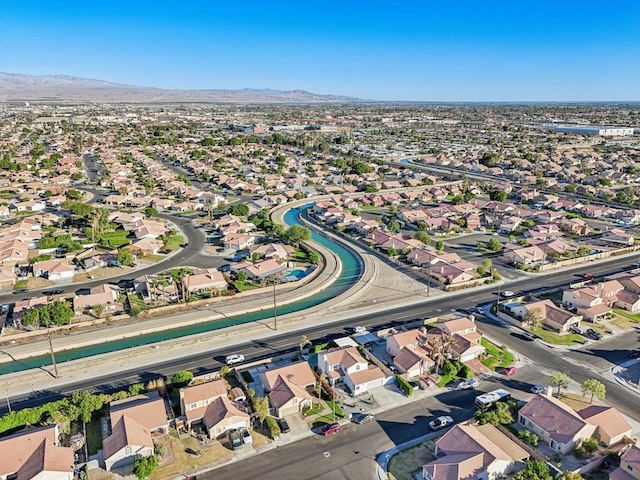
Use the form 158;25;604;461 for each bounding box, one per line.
578;405;632;447
31;259;75;281
609;444;640;480
517;393;597;453
509;299;582;333
259;361;316;417
182;268;227;296
393;345;435;378
16;438;74;480
503;245;545;267
109;391;169;436
202;396;250;440
615;289;640;313
0;425;72;480
422;423;529;480
179;378;228;429
103;415;154;472
317;346;386;395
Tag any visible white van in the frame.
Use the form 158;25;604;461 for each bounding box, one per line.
225;354;245;365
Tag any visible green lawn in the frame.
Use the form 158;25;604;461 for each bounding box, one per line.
540;291;563;302
301;403;324;417
480;338;514;370
13;280;28;290
232;281;261;292
437;375;453;387
532;328;585;346
613;308;640;323
85;419;103;455
164;234;184;252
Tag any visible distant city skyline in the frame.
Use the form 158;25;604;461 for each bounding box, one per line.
1;0;639;101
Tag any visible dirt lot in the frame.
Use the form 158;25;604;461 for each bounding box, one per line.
388;439;436;480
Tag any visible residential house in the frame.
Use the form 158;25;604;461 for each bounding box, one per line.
615;290;640;313
259;361;316;417
31;259;75;281
609;444;640;480
317;346;386;395
0;425;73;480
250;243;292;261
422;423;529;480
431;317;486;362
234;259;286;280
509;299;582;333
16;438;74;480
103;416;154;472
182;268;227;296
202;396;250;440
517;393;596;454
503;245;545;267
179;379;228;429
128;237;162;256
563;281;623;321
432;263;475;286
0;266;15;291
222;233;255;251
578;405;632;447
73;284;120;313
602;228;635;246
13;296;48;326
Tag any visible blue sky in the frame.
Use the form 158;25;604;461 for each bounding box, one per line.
1;1;639;101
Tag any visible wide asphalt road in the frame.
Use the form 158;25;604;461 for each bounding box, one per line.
3;254;638;416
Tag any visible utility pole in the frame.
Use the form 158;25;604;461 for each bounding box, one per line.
426;260;431;297
46;323;59;379
272;275;278;331
6;383;10;413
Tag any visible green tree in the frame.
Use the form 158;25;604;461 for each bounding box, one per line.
170;370;193;386
442;360;458;377
230;204;249;217
253;396;269;425
299;335;312;354
236;271;248;284
490;190;507;202
514;460;553;480
144;207;158;217
71;390;105;423
284;225;311;244
387;220;400;232
581;378;606;404
581;438;598;453
558;473;585;480
116;248;134;266
415;231;431;245
550;371;570;397
92;304;105;318
308;251;319;264
435;240;444;251
132;455;159;480
488;238;502;251
265;416;281;439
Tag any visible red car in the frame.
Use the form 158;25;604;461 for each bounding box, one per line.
320;422;341;436
583;273;593;280
504;366;518;376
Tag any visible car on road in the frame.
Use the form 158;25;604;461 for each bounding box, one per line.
12;289;29;295
503;366;518;376
408;381;420;391
520;331;537;341
225;354;245;365
320;422;341;436
456;378;480;390
351;326;366;333
585;328;603;340
501;291;515;298
277;418;290;433
628;348;640;359
351;413;374;424
43;289;64;296
583;273;593;280
530;385;546;394
429;416;454;431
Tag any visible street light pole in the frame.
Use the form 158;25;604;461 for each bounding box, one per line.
46;323;59;379
272;276;278;331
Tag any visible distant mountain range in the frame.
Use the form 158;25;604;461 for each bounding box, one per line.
0;72;362;103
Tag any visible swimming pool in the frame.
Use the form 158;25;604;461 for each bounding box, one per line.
284;268;307;280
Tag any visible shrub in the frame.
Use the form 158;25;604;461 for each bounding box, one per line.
395;375;413;397
582;438;598;453
573;446;586;458
170;370;193;387
265;416;281;439
442;360;458;377
518;430;539;446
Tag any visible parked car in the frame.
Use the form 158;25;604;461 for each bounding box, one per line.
583;273;593;280
351;413;374;424
351;326;366;333
570;326;582;335
408;381;420;391
225;354;245;365
586;328;603;340
228;430;243;450
320;422;341;436
12;289;28;295
456;378;479;390
277;418;290;433
43;289;64;296
628;348;640;359
503;366;518;376
240;428;253;444
530;385;546;394
429;416;454;431
501;290;515;298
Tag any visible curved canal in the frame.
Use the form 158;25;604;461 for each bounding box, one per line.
0;205;362;375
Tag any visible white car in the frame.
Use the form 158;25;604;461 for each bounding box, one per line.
456;378;480;390
352;326;366;333
225;354;245;365
501;291;515;298
429;416;454;431
530;385;545;394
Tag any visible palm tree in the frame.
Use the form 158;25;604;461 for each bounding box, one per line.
299;335;312;355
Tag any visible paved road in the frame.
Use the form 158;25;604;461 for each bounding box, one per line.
209;374;546;480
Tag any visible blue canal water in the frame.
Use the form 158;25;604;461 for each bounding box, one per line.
0;205;362;375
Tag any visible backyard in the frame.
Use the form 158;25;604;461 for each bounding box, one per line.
531;328;585;346
387;439;436;480
480;338;514;370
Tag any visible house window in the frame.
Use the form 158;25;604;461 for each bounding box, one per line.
190;403;197;409
627;465;633;472
550;440;556;449
355;364;360;371
125;445;132;454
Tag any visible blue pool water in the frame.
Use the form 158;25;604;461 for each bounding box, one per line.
284;268;306;280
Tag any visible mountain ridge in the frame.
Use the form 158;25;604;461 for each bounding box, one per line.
0;72;363;103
